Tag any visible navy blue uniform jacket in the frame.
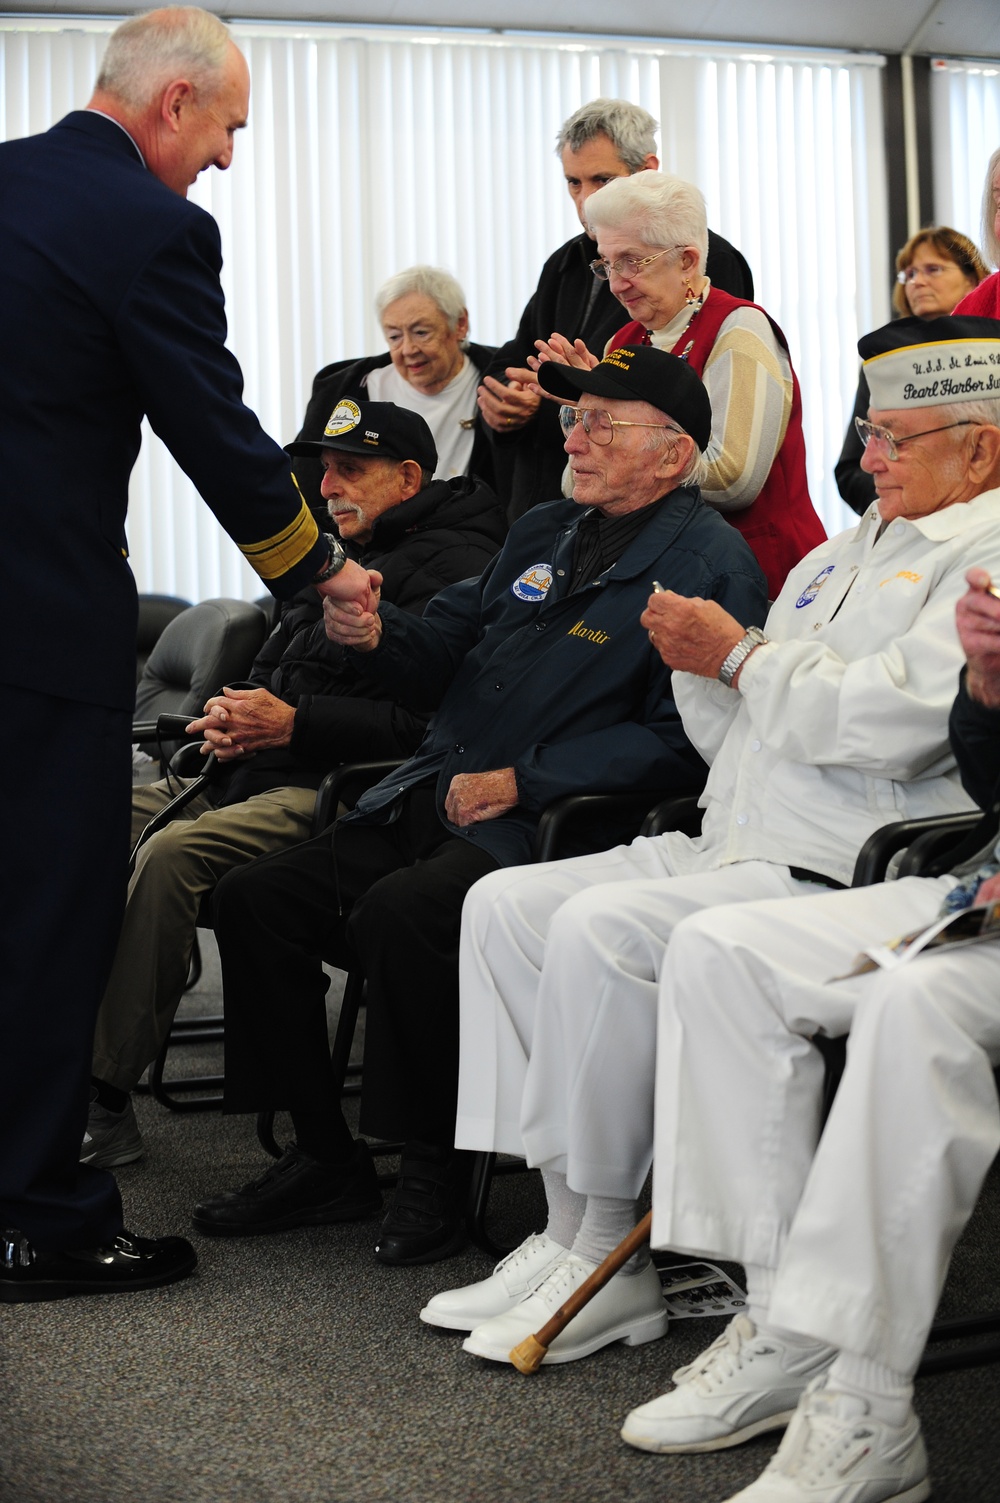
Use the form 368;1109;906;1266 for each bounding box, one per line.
0;111;328;713
343;488;768;866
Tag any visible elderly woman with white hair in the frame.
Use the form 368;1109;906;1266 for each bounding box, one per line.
293;265;497;517
954;145;1000;319
539;172;825;597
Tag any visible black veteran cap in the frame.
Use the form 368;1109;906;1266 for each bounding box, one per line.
285;399;438;472
859;316;1000;411
538;344;713;451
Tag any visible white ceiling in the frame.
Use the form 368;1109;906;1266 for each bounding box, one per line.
5;0;1000;60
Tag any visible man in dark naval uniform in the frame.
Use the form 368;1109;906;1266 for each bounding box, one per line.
478;98;754;519
0;7;370;1301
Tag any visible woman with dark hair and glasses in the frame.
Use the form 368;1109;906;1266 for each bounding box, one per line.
836;226;988;515
530;170;825;599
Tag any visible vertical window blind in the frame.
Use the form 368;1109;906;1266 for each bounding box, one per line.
930;56;1000;266
1;18;888;600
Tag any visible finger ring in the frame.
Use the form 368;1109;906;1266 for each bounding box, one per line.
648;629;657;645
506;416;513;425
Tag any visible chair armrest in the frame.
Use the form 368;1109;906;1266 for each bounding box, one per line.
532;791;670;864
850;812;983;887
312;760;404;834
894;813;985;878
639;795;703;839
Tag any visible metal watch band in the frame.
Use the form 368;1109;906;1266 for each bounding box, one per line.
718;626;768;688
311;532;347;584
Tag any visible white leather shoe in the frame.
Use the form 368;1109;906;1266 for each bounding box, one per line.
420;1232;568;1332
461;1253;668;1365
621;1314;835;1454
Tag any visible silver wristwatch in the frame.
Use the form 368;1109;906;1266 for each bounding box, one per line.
311;532;347;584
718;626;768;687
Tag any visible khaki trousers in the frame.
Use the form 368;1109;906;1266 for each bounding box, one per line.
91;777;318;1091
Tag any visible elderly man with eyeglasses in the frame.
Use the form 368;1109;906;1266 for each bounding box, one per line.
193;346;766;1267
424;317;1000;1391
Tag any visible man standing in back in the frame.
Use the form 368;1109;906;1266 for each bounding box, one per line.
478;98;754;518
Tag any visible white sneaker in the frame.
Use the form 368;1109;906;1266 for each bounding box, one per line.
621;1314;835;1454
722;1377;930;1502
461;1253;668;1365
420;1232;568;1331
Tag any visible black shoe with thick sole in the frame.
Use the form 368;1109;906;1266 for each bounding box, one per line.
0;1228;197;1303
375;1143;471;1267
192;1140;381;1238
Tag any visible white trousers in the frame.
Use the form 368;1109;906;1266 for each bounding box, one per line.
456;837;814;1199
651;876;1000;1374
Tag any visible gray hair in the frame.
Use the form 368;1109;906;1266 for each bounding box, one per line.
638;402;708;487
981;146;1000;268
556;98;658;172
586;171;709;275
374;265;468;335
95;7;232;110
936;396;1000;430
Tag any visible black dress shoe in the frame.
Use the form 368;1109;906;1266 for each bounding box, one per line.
192;1140;381;1237
375;1143;471;1267
0;1228;197;1303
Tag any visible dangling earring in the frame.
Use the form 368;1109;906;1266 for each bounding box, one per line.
684;282;697;304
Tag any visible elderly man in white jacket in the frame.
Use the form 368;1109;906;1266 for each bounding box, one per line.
420;317;1000;1392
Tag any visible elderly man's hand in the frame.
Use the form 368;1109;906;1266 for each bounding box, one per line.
640;590;747;680
957;568;1000;709
477;370;542;432
974;872;1000;905
185;686;296;761
314;556;378;612
444;768;519;827
533;332;600;374
323;573;383;652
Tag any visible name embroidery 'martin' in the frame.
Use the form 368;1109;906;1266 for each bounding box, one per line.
568;618;610;645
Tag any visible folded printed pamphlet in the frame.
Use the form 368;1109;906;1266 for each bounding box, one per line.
832;900;1000;980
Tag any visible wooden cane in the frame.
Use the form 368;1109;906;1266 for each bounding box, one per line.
509;1211;653;1374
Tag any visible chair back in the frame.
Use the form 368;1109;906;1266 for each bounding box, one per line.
136;594;192;684
135;597;269;760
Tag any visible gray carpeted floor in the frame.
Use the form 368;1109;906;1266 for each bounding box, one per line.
2;937;999;1502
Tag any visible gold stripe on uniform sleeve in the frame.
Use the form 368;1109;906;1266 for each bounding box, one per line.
238;485;320;580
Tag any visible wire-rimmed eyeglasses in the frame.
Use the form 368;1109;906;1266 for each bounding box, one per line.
559;405;682;446
590;246;682;281
896;262;958;285
853;415;975;462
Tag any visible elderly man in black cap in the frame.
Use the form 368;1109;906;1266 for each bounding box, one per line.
425;317;1000;1388
82;401;505;1173
193;347;766;1266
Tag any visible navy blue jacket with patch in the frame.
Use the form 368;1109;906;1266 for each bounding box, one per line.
342;488;768;867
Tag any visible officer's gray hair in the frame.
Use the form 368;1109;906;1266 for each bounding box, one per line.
95;7;232;111
586;171;709;275
374;265;469;339
981;146;1000;269
556;99;658;172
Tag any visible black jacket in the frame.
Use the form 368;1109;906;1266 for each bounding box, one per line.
484;228;755;522
834;369;877;517
0;112;329;713
291;342;497;522
217;474;506;806
343;487;767;867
